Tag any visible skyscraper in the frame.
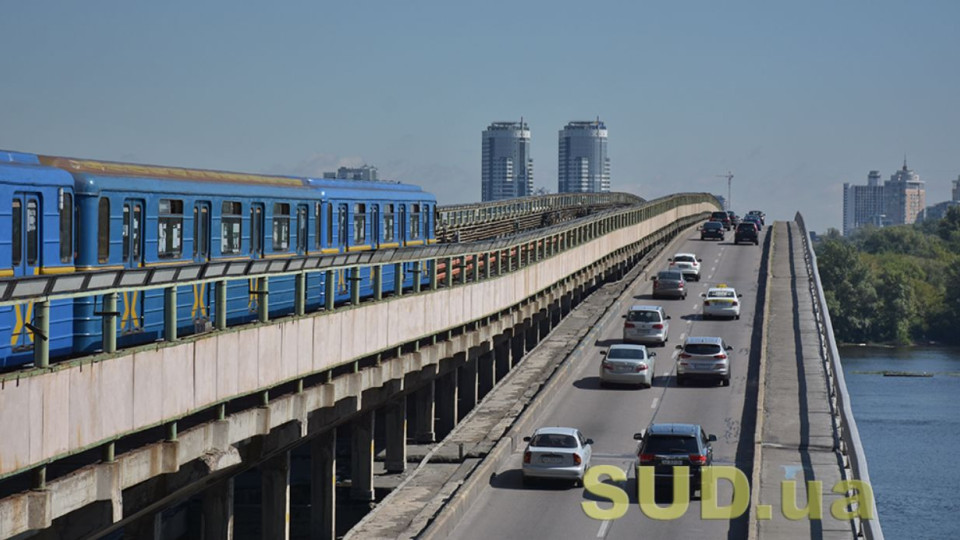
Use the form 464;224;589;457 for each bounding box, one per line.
884;160;925;226
558;120;609;193
841;162;927;236
481;121;533;202
842;178;885;236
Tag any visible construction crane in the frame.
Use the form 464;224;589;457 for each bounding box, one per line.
716;172;734;210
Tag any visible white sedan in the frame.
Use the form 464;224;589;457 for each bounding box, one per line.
701;285;743;320
600;343;657;387
522;427;593;487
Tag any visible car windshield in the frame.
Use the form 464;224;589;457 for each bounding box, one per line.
711;212;727;219
608;347;646;360
530;434;578;448
704;222;722;229
709;290;736;298
657;271;683;281
683;343;722;355
643;435;700;454
627;310;660;323
674;256;695;263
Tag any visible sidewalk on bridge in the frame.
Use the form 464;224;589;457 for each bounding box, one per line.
754;222;855;539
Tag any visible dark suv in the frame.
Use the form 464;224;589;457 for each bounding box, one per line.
710;211;731;230
634;423;717;498
734;222;759;245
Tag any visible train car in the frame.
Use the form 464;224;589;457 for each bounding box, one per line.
0;151;436;367
0;151;77;368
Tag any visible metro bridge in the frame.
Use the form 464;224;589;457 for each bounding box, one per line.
0;193;881;539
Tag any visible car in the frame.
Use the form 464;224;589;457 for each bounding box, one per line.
668;253;702;281
623;305;670;345
726;211;740;227
701;285;742;319
700;221;725;241
735;222;759;245
600;344;657;388
745;210;765;226
743;216;762;231
634;423;717;499
651;270;687;299
709;211;731;230
522;427;593;486
676;336;733;386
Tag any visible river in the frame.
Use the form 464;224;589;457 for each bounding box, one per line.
840;346;960;539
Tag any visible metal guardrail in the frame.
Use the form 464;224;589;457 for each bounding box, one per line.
795;212;884;540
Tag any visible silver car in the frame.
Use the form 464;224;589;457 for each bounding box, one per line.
600;344;657;388
622;305;670;345
522;427;593;487
651;270;687;300
676;336;733;387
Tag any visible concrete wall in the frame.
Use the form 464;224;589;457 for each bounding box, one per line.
0;202;712;479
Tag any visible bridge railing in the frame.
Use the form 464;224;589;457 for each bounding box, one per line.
795;212;884;540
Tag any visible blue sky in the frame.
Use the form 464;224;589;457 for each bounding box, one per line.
2;1;958;231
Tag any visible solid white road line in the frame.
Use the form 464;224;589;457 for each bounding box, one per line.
651;397;659;409
597;519;612;538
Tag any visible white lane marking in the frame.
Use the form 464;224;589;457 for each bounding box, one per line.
693;304;699;310
651;397;659;409
597;519;612;538
680;332;687;340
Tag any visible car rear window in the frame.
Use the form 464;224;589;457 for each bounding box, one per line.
608;348;646;360
627;310;661;323
704;222;722;229
738;224;755;231
683;343;722;355
674;255;695;263
643;435;699;454
709;290;735;298
657;271;683;281
530;434;578;448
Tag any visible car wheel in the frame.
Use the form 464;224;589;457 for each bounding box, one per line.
721;376;730;387
573;478;583;488
735;314;740;320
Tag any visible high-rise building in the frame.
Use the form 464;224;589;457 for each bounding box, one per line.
558;120;609;193
323;165;378;181
884;160;925;226
953;175;960;202
842;178;886;236
481;121;533;201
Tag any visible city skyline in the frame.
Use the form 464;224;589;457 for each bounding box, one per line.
1;1;959;231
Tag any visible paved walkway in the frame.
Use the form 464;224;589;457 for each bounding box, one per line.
756;222;855;539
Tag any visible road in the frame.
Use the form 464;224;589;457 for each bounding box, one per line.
448;226;767;540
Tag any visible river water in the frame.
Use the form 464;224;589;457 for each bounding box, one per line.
840;346;960;539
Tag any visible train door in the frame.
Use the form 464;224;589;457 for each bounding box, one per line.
10;193;41;351
192;201;211;328
250;203;264;258
370;204;380;248
121;200;145;334
398;204;407;246
337;203;348;251
296;204;308;256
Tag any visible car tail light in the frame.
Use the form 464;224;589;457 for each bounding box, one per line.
679;353;692;359
678;282;684;288
624;322;635;328
635;364;648;372
602;361;614;370
703;301;710;306
639;453;655;463
573;453;582;465
523;452;531;464
652;324;663;329
689;454;707;465
714;354;727;359
732;301;738;306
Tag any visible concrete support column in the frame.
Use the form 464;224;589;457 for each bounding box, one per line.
261;451;291;540
540;309;551;337
310;431;336;540
436;369;459;437
477;350;495;397
202;478;234;540
510;325;526;369
458;356;478;421
350;412;375;501
413;380;436;443
525;317;538;351
494;338;511;381
385;397;407;473
124;512;161;539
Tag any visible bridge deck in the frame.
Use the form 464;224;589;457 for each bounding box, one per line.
756;222;855;538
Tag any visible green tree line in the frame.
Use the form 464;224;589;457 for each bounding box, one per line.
815;206;960;345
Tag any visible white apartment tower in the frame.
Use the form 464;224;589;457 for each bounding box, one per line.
558;120;610;193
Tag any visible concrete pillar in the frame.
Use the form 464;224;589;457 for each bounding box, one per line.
385;397;407;473
310;431;336;540
494;338;511;381
477;350;495;397
414;380;436;443
350;412;375;501
540;309;551;336
525;317;538;351
124;512;161;539
436;369;459;437
511;326;526;369
202;478;234;540
458;357;478;421
261;451;290;540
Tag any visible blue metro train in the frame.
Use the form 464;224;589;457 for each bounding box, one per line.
0;150;436;369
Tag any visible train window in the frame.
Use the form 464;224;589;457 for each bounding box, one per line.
272;202;290;251
383;204;395;242
158;199;184;259
325;203;333;247
12;200;22;266
353;204;366;244
410;204;421;239
98;197;110;263
297;204;308;253
60;193;73;263
221;201;242;254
